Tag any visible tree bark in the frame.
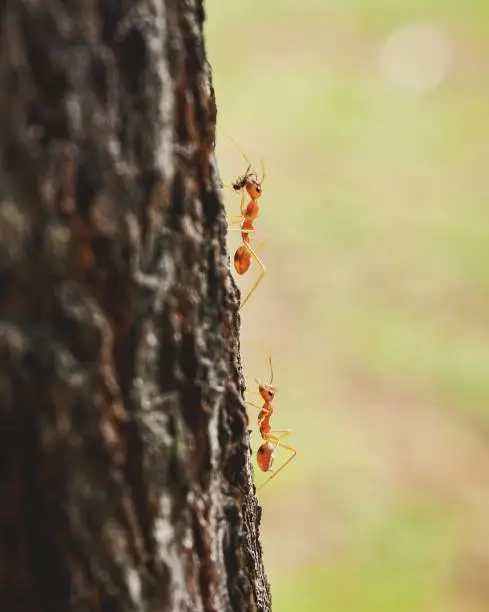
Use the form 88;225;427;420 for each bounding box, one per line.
0;1;270;610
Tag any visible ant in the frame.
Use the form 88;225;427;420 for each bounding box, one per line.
223;138;266;310
246;353;296;490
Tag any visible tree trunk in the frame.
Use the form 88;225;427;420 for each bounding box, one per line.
0;1;270;610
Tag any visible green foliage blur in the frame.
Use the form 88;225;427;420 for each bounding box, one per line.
205;1;489;610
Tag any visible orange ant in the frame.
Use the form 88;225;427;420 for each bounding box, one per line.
246;353;296;490
224;138;266;310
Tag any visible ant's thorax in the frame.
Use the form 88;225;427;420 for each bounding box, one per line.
243;199;260;221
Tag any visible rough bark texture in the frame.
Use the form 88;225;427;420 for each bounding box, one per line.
0;1;271;610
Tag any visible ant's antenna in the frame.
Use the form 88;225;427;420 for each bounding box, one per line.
268;355;274;385
260;158;266;184
227;134;254;169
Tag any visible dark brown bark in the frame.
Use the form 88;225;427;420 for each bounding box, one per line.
0;1;270;610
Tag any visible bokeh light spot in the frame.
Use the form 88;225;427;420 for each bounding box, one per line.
379;23;452;92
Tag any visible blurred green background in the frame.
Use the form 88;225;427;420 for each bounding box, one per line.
205;1;489;610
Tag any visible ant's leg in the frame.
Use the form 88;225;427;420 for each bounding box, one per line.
267;430;292;450
269;429;292;439
239;243;265;311
244;400;262;411
227;228;255;236
223;188;246;217
258;437;297;490
220;184;247;216
246;390;263;397
227;228;266;248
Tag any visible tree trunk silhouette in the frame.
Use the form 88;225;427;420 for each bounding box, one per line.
0;1;270;610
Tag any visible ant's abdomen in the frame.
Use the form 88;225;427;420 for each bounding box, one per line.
234;245;251;274
257;441;275;472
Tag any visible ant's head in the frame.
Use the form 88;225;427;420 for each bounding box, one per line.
256;379;276;402
246;179;262;200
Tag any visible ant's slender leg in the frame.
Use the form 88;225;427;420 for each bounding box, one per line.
239;243;265;311
245;400;262;411
268;429;292;441
227;228;266;253
227;228;255;235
